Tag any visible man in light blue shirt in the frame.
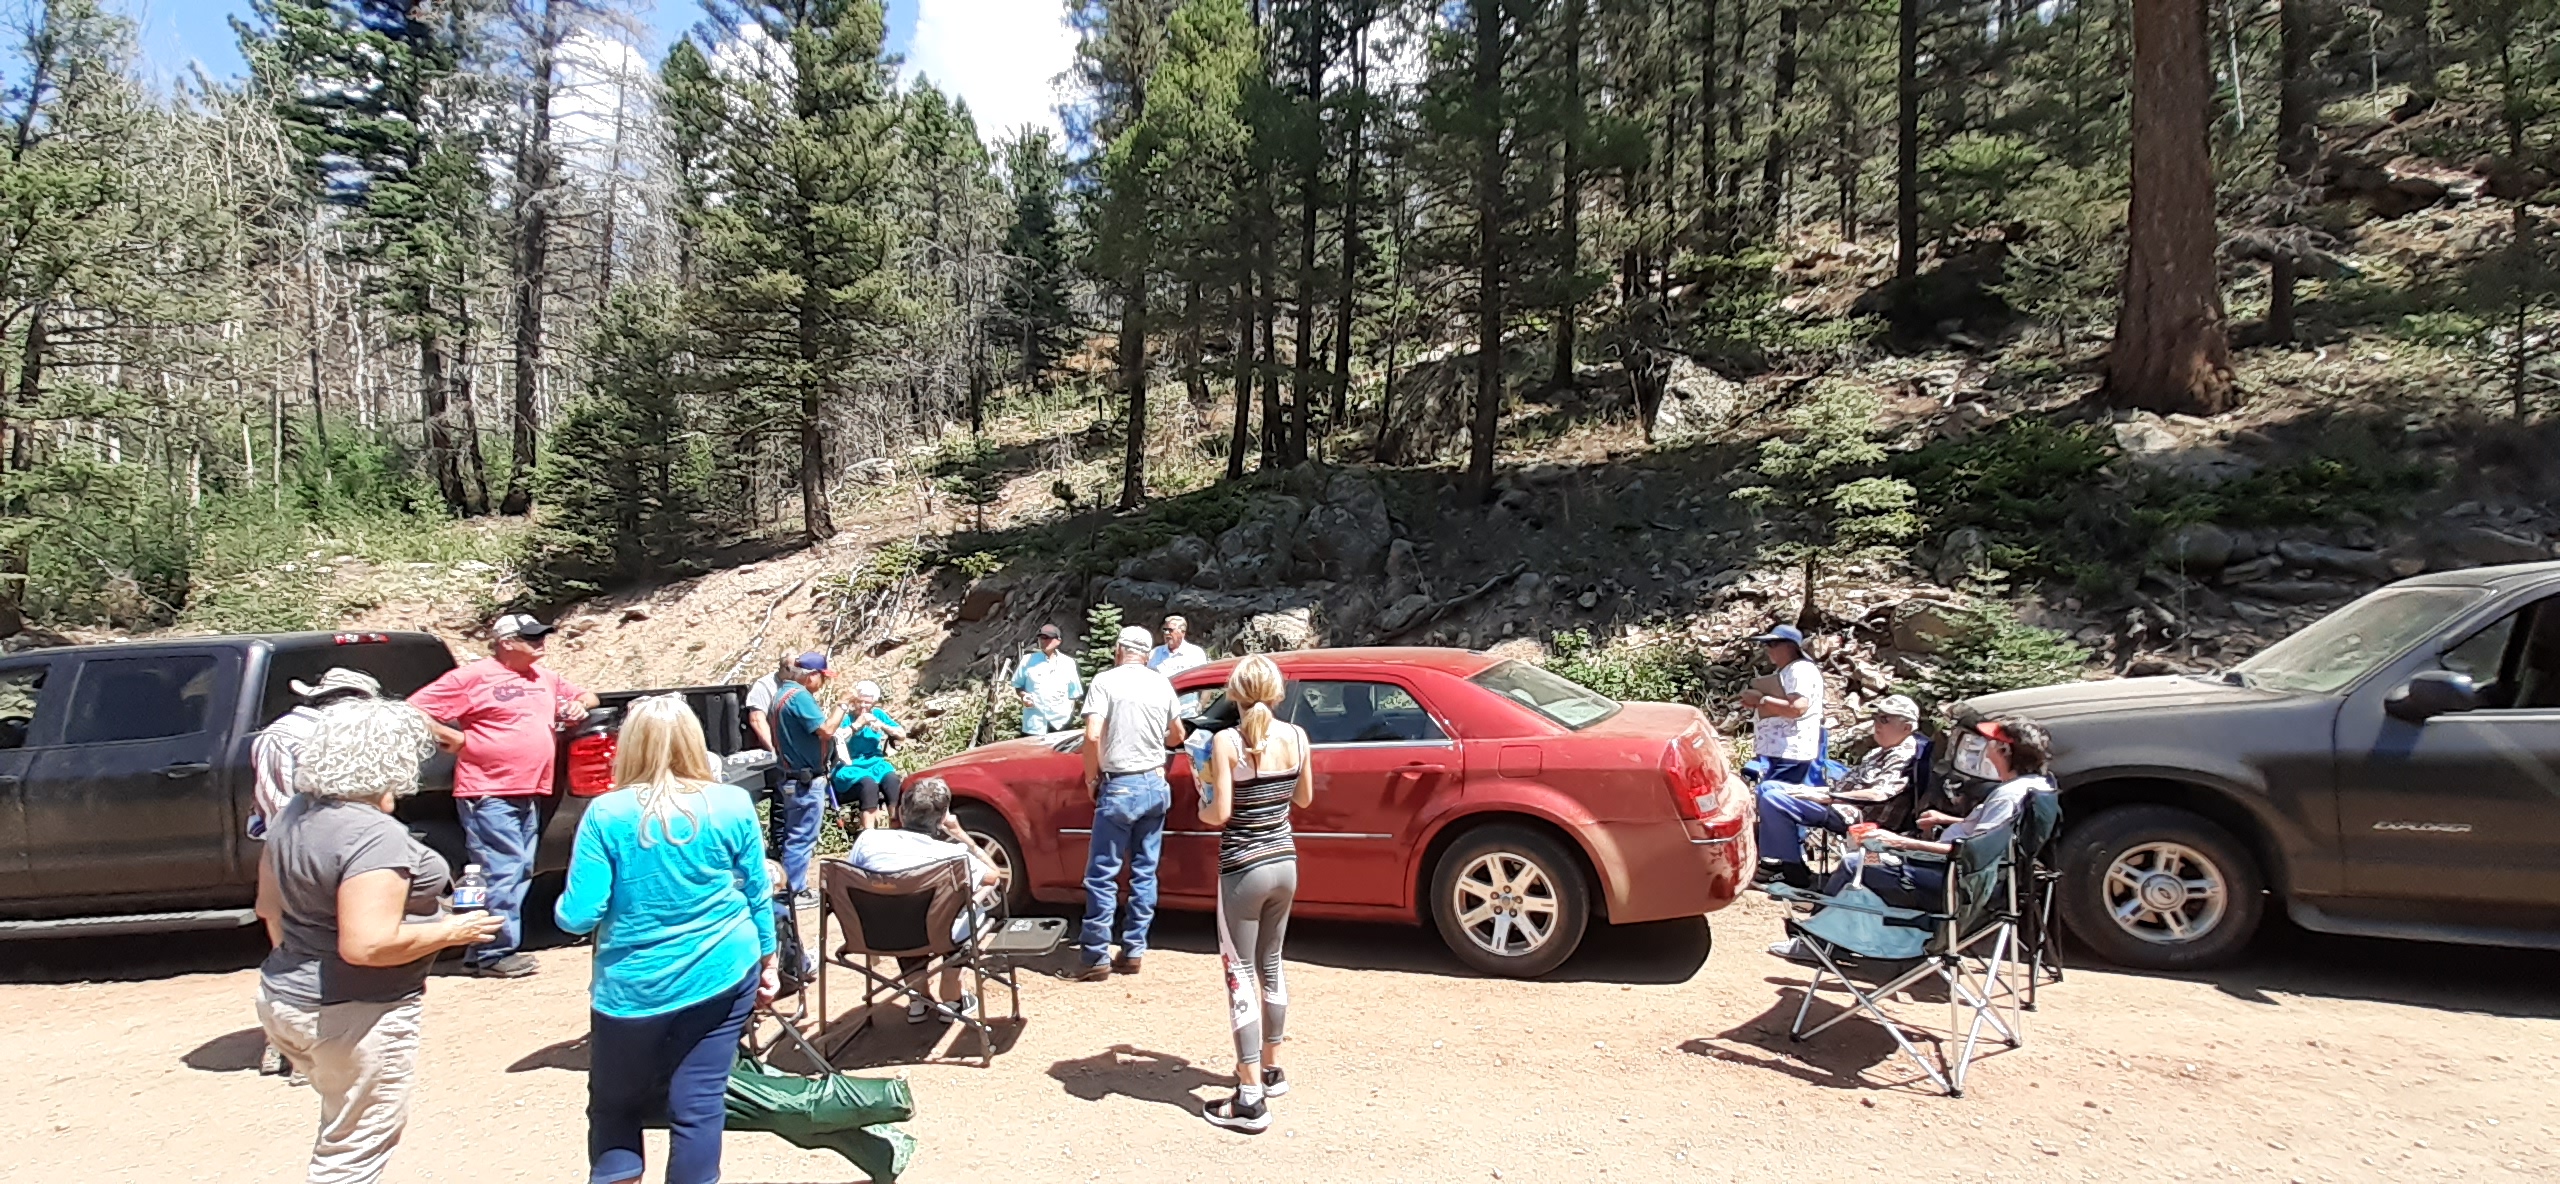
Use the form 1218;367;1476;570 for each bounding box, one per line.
1013;624;1083;735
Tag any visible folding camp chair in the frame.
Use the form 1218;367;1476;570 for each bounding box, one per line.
815;856;1017;1067
2008;788;2066;1009
1766;820;2028;1098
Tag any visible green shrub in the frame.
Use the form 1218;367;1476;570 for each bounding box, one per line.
1542;629;1713;706
1079;601;1126;681
1895;600;2094;715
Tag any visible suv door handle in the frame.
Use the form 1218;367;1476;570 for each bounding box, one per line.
0;774;18;787
155;761;213;778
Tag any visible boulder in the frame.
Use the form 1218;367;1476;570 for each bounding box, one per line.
2273;539;2392;581
1651;358;1743;438
1509;571;1544;607
1117;534;1210;585
1384;537;1428;603
846;457;898;485
2233;578;2357;604
1377;593;1435;634
2218;555;2282;585
2366;176;2448;219
956;574;1011;622
1233;607;1318;653
2112;420;2260;485
1933;528;1988;586
2445;526;2550;567
1211;496;1308;588
2158;523;2236;573
1890;600;1963;655
1293;470;1397;582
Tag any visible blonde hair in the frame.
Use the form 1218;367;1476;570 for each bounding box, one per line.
1226;655;1286;757
613;694;718;846
298;699;439;803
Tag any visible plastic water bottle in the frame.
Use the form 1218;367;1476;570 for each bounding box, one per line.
453;864;489;913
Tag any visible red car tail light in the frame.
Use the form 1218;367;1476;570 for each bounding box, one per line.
567;732;617;797
1664;731;1746;838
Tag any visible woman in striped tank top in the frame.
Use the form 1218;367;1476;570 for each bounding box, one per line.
1198;654;1313;1134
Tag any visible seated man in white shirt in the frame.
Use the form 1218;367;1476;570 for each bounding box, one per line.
846;776;1002;1023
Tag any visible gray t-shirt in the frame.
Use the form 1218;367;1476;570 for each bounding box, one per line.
1084;662;1182;775
259;795;452;1006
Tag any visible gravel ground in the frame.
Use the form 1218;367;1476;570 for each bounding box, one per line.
5;893;2556;1184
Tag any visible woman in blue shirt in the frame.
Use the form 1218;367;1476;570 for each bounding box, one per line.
556;695;777;1184
830;679;908;831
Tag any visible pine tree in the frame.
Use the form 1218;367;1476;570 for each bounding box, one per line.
1072;0;1180;508
675;0;910;543
996;129;1076;399
525;284;714;596
2107;0;2234;415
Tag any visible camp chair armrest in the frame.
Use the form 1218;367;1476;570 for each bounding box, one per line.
1765;883;1934;923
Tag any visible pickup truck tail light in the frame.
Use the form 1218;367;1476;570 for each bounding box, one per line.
567;732;617;797
1663;729;1746;839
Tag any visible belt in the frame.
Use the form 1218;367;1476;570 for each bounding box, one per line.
1101;768;1166;778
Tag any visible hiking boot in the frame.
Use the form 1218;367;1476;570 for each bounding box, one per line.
1071;960;1113;982
1204;1092;1270;1134
1112;956;1142;976
463;953;538;978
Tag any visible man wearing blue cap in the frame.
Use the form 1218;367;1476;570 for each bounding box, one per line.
1741;624;1826;785
771;651;841;906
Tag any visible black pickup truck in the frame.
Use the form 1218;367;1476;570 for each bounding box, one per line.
0;631;752;940
1964;559;2560;971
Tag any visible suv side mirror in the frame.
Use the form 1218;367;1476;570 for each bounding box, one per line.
2386;670;2480;723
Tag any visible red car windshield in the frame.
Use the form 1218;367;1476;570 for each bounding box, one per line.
1469;660;1621;730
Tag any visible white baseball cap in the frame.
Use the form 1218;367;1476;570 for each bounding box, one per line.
492;613;555;641
289;667;382;703
1116;625;1154;653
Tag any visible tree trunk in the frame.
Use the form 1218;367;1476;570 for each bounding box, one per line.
1180;280;1210;410
2268;0;2317;344
2108;0;2236;415
797;286;835;542
1725;0;1748;203
1761;3;1798;231
501;0;561;516
1895;0;1921;281
417;325;472;515
1467;0;1506;503
1698;0;1720;247
1329;21;1370;442
1258;225;1281;470
1119;281;1149;509
1228;275;1253;480
1552;0;1584;393
452;302;492;515
0;312;37;636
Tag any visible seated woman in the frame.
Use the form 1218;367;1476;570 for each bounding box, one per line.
830;680;908;831
1766;714;2052;963
1753;695;1924;888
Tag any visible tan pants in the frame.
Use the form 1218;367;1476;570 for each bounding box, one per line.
256;990;422;1184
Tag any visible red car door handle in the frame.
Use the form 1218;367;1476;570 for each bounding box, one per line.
1394;764;1449;781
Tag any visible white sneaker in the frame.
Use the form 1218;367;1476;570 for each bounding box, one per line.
1766;937;1821;965
934;993;979;1023
906;998;930;1025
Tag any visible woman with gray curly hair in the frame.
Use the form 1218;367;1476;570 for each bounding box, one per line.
254;698;503;1184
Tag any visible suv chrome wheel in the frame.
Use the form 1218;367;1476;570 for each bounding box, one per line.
1451;850;1560;958
2103;840;2228;944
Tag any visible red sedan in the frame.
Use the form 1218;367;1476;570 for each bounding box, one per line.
923;647;1755;977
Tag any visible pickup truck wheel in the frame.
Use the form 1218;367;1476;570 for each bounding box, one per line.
2059;805;2264;972
954;803;1030;915
1429;826;1590;978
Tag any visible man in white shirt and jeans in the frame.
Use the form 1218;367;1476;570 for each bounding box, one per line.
1741;624;1827;784
1074;625;1187;981
847;777;1001;1023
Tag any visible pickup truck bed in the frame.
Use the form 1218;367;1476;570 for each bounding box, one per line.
0;630;748;937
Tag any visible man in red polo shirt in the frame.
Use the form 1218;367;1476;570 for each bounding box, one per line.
410;613;599;978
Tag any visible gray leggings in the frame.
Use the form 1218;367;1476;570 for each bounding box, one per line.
1216;859;1296;1066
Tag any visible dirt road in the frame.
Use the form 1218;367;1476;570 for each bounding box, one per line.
5;895;2555;1184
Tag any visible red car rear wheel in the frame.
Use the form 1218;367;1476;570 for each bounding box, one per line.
1429;825;1591;978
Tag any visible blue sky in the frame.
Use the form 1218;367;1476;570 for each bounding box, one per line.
126;0;1070;141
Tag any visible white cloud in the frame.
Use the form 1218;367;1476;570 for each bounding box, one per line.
899;0;1077;144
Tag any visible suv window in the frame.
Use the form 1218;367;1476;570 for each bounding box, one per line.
0;665;45;750
65;656;219;745
260;640;455;726
1285;680;1447;745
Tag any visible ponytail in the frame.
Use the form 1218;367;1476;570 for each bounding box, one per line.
1224;654;1287;758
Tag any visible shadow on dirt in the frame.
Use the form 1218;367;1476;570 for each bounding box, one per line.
2084;918;2560;1021
1045;1044;1224;1116
1127;910;1713;986
183;1026;269;1073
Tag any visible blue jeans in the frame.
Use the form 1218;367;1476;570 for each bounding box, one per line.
1079;770;1171;966
1822;858;1947;912
586;967;758;1184
1752;757;1819;786
1756;783;1848;868
458;795;542;965
778;772;827;894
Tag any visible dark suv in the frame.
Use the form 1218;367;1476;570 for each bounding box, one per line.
1964;560;2560;970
